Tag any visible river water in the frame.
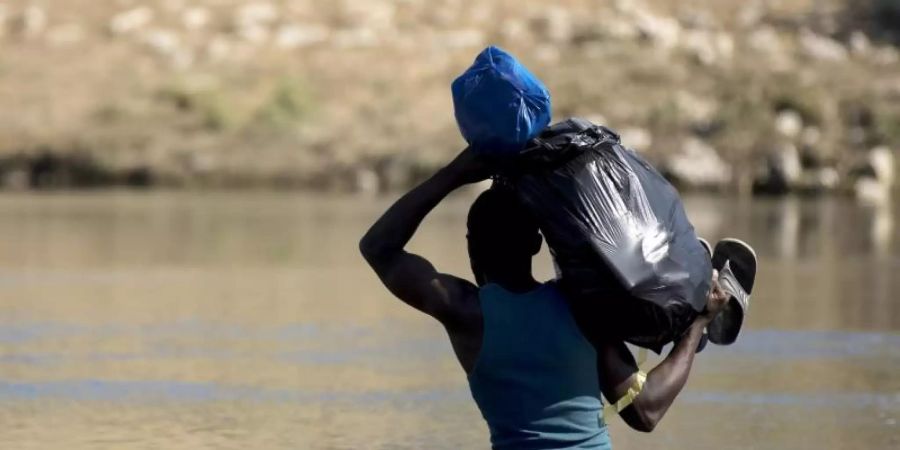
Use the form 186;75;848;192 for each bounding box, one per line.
0;191;897;449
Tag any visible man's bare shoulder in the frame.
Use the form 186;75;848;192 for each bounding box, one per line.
439;276;482;331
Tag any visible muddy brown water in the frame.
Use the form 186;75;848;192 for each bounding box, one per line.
0;191;897;449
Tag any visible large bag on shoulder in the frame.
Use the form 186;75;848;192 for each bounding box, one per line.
499;118;712;351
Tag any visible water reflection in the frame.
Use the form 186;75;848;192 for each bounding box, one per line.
683;195;897;261
0;192;897;449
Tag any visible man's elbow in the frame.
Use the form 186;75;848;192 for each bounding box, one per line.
359;234;394;267
359;235;379;263
621;405;661;433
628;416;658;433
634;417;658;433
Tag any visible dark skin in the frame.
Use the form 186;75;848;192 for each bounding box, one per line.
360;148;728;433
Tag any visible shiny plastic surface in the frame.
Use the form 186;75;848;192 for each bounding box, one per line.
452;46;552;156
501;118;713;350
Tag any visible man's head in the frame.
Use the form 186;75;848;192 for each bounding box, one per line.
466;186;542;286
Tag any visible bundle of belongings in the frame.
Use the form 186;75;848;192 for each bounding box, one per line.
453;46;720;352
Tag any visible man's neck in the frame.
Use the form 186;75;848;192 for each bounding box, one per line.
484;272;540;293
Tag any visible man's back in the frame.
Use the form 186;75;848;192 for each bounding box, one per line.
467;282;611;450
359;149;729;445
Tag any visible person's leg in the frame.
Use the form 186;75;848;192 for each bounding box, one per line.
673;237;713;352
698;237;712;258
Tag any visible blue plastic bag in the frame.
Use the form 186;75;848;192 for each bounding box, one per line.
452;46;552;156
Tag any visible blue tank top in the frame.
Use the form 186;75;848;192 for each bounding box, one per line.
467;283;611;450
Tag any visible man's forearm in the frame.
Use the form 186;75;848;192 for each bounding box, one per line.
360;167;465;259
630;319;708;428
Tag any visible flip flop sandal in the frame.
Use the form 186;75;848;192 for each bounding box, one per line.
698;237;712;258
707;238;757;345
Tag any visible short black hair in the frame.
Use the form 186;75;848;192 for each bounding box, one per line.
467;185;540;250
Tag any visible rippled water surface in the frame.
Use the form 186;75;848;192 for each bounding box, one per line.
0;192;898;449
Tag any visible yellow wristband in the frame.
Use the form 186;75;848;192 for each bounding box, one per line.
612;371;647;413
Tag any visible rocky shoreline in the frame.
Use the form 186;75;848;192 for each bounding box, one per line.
0;0;896;200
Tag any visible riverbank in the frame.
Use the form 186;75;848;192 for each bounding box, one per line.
0;0;897;197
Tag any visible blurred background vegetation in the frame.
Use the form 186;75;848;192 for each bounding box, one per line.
0;0;897;197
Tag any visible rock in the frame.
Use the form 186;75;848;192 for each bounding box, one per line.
775;110;803;138
664;138;732;188
534;44;560;63
353;167;379;194
1;167;29;190
849;30;871;56
612;0;643;16
110;7;154;35
811;167;839;189
181;151;216;175
754;142;801;195
854;177;890;205
793;166;840;194
746;26;783;55
232;2;278;44
139;29;191;67
681;30;715;65
46;24;84;46
619;127;652;151
678;10;717;30
426;4;457;27
531;6;572;44
237;24;269;44
774;143;802;184
466;5;492;26
182;7;210;31
13;5;47;38
140;29;180;55
849;147;893;203
235;2;278;28
437;29;485;49
798;29;848;62
170;49;194;69
375;156;413;192
603;20;639;40
337;0;395;30
275;24;329;49
205;35;233;61
501;19;530;43
681;30;733;66
333;27;379;49
674;91;716;124
820;167;840;186
714;32;735;60
872;46;899;66
800;126;822;147
634;10;681;50
737;1;766;28
868;146;895;187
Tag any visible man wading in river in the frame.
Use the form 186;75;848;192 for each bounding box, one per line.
360;148;729;449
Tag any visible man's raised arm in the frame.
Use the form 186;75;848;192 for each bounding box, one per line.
596;273;729;432
359;148;489;323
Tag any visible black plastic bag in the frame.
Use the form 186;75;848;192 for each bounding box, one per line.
499;118;712;351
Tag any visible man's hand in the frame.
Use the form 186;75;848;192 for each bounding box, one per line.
596;268;730;433
442;147;493;185
698;270;728;324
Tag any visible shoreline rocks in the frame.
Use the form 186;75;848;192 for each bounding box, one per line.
0;1;895;201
